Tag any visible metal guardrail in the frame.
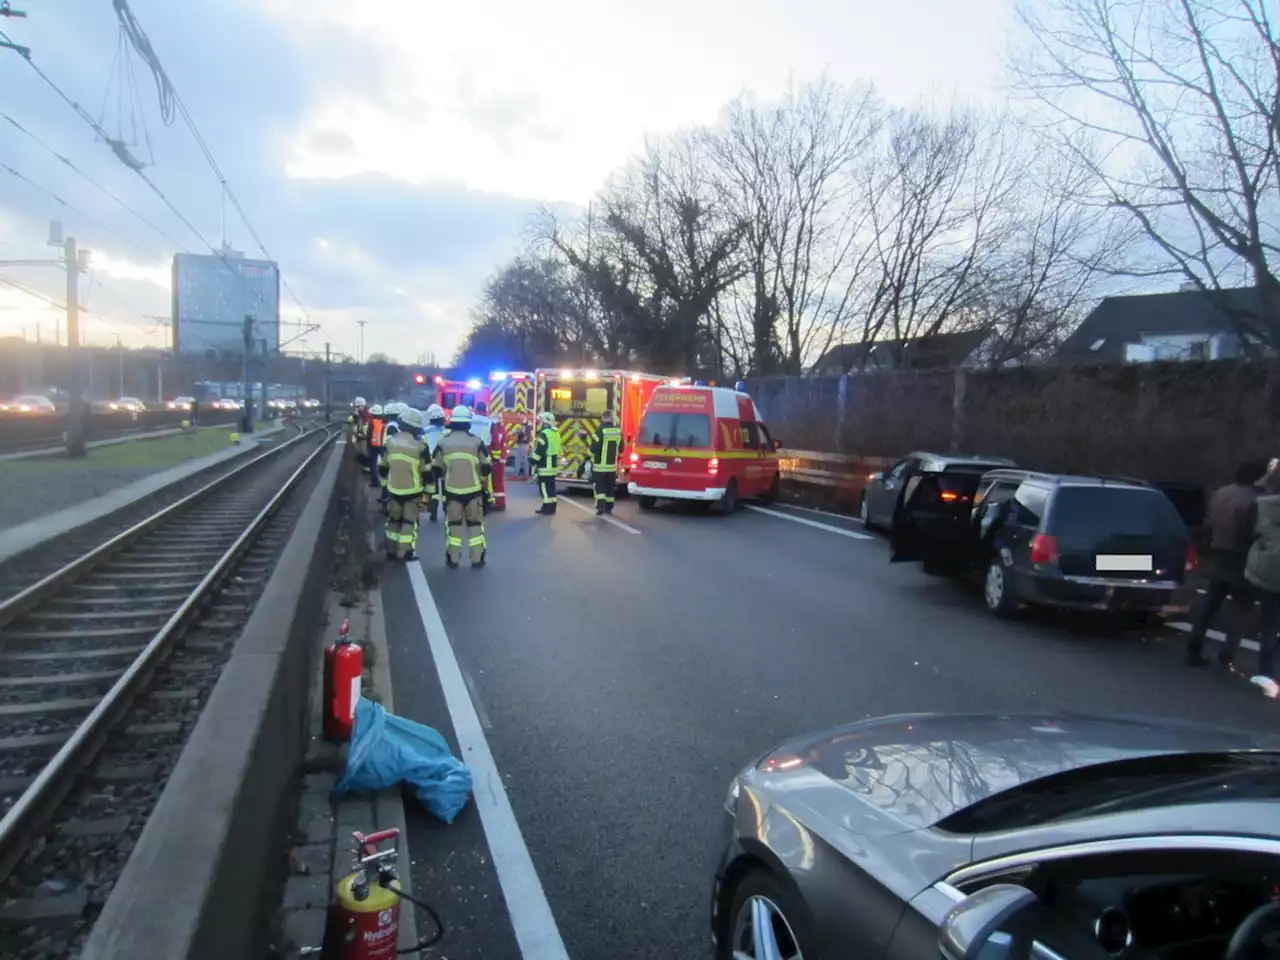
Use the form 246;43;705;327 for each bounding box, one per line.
777;449;887;493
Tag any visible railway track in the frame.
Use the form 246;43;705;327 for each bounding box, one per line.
0;422;338;958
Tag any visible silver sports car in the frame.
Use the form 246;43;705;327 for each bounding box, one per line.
712;713;1280;960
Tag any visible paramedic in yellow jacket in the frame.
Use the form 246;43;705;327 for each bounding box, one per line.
378;407;430;561
531;410;561;516
432;405;491;568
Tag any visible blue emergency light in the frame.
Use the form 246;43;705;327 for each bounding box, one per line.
694;379;708;386
466;378;482;390
735;380;747;392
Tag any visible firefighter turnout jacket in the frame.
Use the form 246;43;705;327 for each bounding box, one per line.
379;430;429;497
532;425;562;476
433;427;491;499
590;423;623;472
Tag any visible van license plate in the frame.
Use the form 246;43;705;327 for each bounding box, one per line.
642;460;667;469
1096;554;1153;572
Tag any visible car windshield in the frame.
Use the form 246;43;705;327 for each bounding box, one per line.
639;412;711;449
937;752;1280;833
1049;486;1187;545
12;395;48;405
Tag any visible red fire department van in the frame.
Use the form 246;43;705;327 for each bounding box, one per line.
432;376;486;416
627;383;782;514
534;369;668;488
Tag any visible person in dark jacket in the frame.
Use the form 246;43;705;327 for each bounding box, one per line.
1186;459;1268;668
1246;464;1280;697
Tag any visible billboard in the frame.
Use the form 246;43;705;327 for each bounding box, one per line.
171;251;280;357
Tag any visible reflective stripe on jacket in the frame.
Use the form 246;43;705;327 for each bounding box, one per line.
383;432;426;496
434;428;489;496
590;425;622;470
533;426;561;475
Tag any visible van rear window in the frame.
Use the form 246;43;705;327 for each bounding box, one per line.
640;412;711;449
1049;487;1187;544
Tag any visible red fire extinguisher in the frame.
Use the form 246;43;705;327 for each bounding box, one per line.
320;829;402;959
323;617;362;741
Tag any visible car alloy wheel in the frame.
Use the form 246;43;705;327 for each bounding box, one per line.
859;494;870;526
984;561;1005;610
730;894;804;960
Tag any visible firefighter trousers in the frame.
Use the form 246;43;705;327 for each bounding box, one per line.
592;470;617;513
536;472;557;513
368;448;383;487
426;474;444;521
385;494;421;559
444;496;485;565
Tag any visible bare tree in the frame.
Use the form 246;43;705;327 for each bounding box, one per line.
1011;0;1280;345
851;108;1019;368
705;79;884;374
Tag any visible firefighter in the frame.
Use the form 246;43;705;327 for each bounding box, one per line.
531;410;561;515
422;404;447;523
378;403;404;511
589;408;623;515
347;397;368;461
367;404;388;487
470;401;496;513
378;407;429;562
489;417;508;511
433;405;490;568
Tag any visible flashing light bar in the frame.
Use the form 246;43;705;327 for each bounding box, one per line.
560;369;573;378
583;369;598;379
466;378;482;390
490;370;507;381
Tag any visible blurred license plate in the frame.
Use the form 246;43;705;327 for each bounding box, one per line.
1096;554;1152;572
642;460;667;469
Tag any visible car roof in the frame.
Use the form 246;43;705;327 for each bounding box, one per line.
910;451;1017;470
981;468;1154;490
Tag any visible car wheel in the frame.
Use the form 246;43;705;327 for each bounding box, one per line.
720;868;813;960
984;558;1019;618
759;474;780;505
637;496;657;510
859;493;873;528
715;479;739;516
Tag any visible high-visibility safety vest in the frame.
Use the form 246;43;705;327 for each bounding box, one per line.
435;428;487;496
534;426;562;476
423;423;445;455
469;414;492;447
383;432;426;496
369;416;387;448
490;422;507;462
591;425;623;471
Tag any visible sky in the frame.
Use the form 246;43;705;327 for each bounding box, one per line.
0;0;1012;367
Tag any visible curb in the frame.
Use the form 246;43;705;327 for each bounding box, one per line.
79;442;343;960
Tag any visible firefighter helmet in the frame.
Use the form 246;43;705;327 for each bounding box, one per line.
354;396;367;407
427;403;445;422
537;411;556;427
450;405;473;424
400;407;424;429
386;402;404;416
370;404;384;415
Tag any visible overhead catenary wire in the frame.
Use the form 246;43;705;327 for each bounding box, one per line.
0;110;190;253
0;273;158;338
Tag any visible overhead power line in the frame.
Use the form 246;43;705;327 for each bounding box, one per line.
0;158;156;261
0;110;189;253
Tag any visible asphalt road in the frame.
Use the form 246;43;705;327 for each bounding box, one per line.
381;481;1274;960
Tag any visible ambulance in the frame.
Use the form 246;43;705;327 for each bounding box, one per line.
431;376;485;418
533;369;668;489
486;371;536;461
626;383;782;514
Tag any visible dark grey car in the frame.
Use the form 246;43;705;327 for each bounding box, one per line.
711;713;1280;960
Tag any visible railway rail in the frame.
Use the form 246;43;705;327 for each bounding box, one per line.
0;421;338;957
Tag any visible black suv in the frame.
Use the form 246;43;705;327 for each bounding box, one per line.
891;469;1197;619
859;452;1016;529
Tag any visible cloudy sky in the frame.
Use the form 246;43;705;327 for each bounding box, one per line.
0;0;1010;365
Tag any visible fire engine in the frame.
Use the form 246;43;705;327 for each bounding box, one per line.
431;376;486;419
486;370;536;460
533;369;669;489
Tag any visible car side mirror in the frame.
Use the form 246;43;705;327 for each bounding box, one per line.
940;884;1039;960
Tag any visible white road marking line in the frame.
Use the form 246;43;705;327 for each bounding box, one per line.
407;564;571;960
1168;621;1260;653
744;505;873;540
557;495;641;534
774;502;864;523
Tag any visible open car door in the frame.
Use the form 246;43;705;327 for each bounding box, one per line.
889;470;986;567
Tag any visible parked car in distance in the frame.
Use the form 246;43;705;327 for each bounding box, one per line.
892;468;1197;619
108;397;147;413
860;452;1016;530
711;711;1280;960
166;396;195;411
0;394;57;416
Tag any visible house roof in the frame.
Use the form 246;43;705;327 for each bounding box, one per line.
1056;286;1265;362
813;329;990;373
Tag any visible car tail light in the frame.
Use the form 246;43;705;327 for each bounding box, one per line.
708;457;719;476
1186;543;1199;573
1030;534;1059;566
940;490;958;502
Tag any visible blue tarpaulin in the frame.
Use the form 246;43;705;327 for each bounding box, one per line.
334;697;473;823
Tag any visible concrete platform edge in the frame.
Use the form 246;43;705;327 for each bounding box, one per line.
0;422;288;565
79;443;343;960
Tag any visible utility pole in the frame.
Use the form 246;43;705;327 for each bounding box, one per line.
116;334;124;398
259;338;269;425
64;235;86;456
241;314;254;434
357;320;367;364
324;342;331;422
0;3;31;59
